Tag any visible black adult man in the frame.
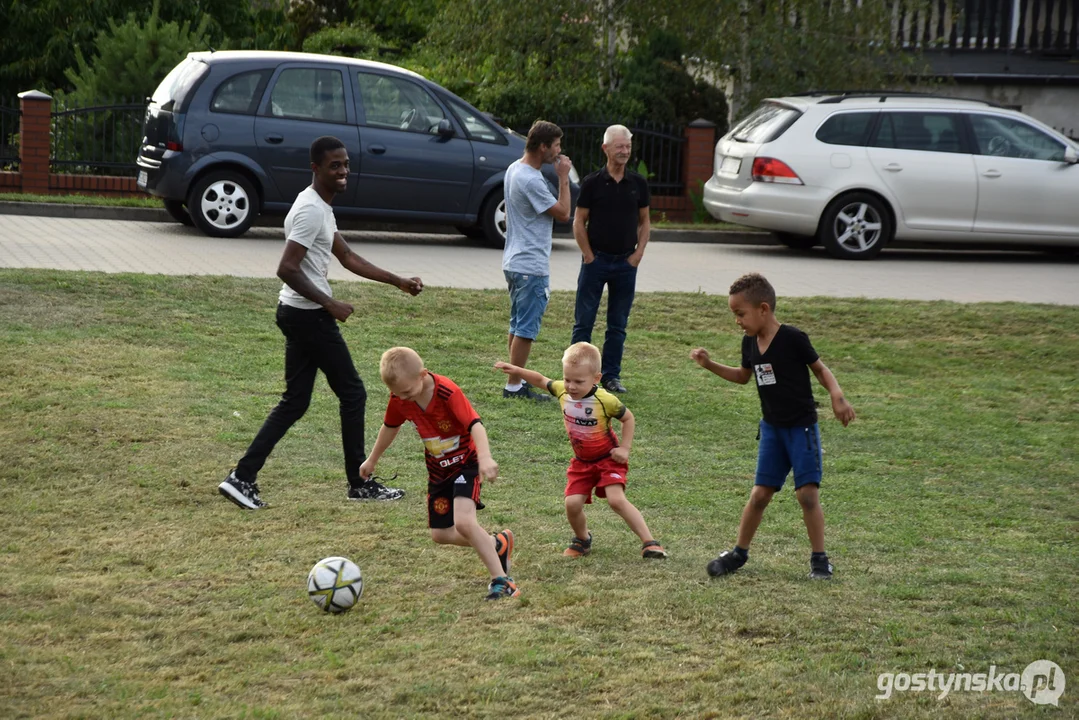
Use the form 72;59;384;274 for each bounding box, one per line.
219;136;423;509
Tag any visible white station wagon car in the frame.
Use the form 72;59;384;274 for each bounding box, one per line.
703;92;1079;259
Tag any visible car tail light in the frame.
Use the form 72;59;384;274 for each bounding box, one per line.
165;141;183;151
751;157;803;185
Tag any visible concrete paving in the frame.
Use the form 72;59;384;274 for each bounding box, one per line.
1;213;1077;304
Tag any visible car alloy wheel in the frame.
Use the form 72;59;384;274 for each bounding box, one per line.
819;192;892;260
480;186;507;249
493;199;507;240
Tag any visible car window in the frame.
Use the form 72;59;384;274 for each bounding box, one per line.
969;114;1066;161
268;68;346;123
730;102;802;144
150;57;209;111
816;112;876;146
870;112;963;153
211;71;270;115
356;73;447;134
443;94;504;143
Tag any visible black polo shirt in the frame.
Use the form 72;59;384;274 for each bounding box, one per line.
577;167;650;254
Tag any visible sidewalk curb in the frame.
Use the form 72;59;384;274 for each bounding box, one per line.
0;201;775;245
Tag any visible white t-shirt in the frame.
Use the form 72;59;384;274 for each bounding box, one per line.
278;186;338;310
502;160;557;276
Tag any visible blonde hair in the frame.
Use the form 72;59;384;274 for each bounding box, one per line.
562;342;601;375
379;346;424;385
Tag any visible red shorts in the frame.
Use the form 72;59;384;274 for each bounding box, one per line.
565;456;628;504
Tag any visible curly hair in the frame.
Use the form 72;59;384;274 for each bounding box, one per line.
310;135;346;166
729;273;777;311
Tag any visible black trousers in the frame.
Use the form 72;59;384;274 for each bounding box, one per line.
236;304;367;487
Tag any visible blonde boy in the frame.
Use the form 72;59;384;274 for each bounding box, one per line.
495;342;667;559
360;347;518;600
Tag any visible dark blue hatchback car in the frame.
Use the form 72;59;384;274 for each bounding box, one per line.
137;51;577;246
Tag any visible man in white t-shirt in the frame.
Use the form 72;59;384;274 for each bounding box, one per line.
501;120;573;402
219;136;424;510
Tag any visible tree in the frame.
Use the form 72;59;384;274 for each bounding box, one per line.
624;0;931;118
408;0;925;128
302;23;397;60
48;4;211;174
0;0;258;95
619;29;729;128
62;3;211;104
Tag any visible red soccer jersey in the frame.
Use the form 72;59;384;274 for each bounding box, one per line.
383;373;482;483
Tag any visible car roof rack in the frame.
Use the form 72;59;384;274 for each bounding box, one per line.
796;90;1004;108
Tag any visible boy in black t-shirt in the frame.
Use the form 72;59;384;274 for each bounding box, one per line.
691;273;855;580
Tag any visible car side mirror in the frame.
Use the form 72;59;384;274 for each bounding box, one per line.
436;118;455;138
1065;145;1078;164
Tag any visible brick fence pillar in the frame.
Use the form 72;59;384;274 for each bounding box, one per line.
18;90;52;195
683;118;717;200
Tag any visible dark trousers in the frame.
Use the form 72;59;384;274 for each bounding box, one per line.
236;304;367;486
571;251;638;382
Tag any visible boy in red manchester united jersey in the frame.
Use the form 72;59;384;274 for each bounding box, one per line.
496;342;667;560
360;347;519;601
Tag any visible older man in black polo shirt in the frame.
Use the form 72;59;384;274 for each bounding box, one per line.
570;124;651;393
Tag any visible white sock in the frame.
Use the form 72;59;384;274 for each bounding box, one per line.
504;382;523;392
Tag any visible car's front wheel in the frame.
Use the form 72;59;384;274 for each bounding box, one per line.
163;199;195;226
187;171;258;238
818;192;892;260
480;187;507;249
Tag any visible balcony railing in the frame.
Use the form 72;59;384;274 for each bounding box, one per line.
895;0;1079;54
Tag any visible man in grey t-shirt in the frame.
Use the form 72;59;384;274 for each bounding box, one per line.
501;120;573;402
219;136;424;510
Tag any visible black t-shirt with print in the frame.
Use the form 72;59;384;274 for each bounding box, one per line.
741;324;820;427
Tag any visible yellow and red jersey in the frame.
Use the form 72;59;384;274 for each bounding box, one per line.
547;380;626;462
384;374;482;483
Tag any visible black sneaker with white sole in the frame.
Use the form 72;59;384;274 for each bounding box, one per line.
348;475;405;501
809;555;834;580
502;381;553;402
706;549;746;577
218;469;266;509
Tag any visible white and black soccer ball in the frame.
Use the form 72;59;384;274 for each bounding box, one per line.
307;556;363;613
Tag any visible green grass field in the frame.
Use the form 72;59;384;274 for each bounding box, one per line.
0;269;1075;718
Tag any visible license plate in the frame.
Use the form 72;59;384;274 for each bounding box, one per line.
137;170;148;188
720;156;741;174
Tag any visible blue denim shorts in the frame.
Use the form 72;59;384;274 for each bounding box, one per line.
505;271;550;340
755;420;823;490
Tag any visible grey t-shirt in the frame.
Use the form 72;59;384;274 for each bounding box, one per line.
278;186;337;310
502;160;557;276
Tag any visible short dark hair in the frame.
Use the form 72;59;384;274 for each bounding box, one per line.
525;120;563;152
729;272;777;311
310;136;346;165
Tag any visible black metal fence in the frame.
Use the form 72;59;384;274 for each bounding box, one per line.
896;0;1079;54
0;99;19;171
516;119;686;196
50;98;144;179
